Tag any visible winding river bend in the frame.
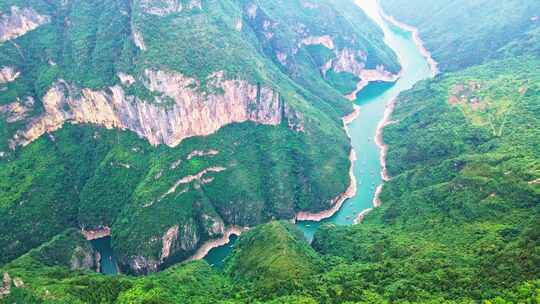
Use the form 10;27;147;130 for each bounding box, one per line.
205;0;435;267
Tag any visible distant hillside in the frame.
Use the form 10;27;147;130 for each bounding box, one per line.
381;0;540;71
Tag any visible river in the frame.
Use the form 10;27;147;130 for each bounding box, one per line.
205;0;435;267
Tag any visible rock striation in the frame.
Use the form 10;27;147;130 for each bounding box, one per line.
0;6;50;43
10;69;303;149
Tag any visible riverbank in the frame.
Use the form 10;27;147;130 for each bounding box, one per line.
296;149;357;222
187;226;248;262
295;105;360;222
375;98;397;182
351;1;438;225
379;11;439;76
345;70;400;101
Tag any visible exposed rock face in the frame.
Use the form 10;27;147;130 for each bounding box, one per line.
318;46;398;100
129;256;159;274
118;73;136;86
200;214;225;238
186;149;219;160
132;29;146;51
162;166;226;198
139;0;202;16
0;66;20;83
160;225;179;262
10;69;303;149
81;226;111;240
0;6;50;43
70;246;99;271
331;48;368;76
0;273;10;298
139;0;183;15
0;97;33;123
300;35;335;50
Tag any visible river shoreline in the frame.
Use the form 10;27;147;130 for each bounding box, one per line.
187;226;248;262
193;105;362;261
295;104;360;222
379;10;439;76
375;98;397;182
353;1;439;225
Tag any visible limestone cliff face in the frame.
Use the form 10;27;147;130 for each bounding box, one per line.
0;6;49;43
10;69;303;149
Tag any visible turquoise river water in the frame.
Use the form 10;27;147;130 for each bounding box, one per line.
204;0;434;267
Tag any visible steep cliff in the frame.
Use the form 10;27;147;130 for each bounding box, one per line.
9;70;298;149
0;6;49;43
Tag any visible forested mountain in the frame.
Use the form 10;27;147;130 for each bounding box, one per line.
1;0;539;303
0;0;398;274
381;0;540;71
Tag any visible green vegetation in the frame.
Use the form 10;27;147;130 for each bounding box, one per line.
2;219;539;303
381;0;540;71
1;0;539;303
225;221;322;298
0;0;399;273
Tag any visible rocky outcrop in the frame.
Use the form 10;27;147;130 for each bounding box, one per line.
300;35;335;50
132;29;146;51
0;273;11;298
70;246;99;271
0;97;33;123
131;221;200;274
326;48;398;100
298;35;398;99
0;6;50;43
81;226;111;240
118;72;136;86
200;214;225;238
10;69;303;149
0;66;20;83
129;256;160;274
186;149;219;160
139;0;202;16
160;225;179;262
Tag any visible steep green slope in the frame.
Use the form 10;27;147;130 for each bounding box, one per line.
313;57;540;302
381;0;540;71
2;220;538;303
225;221;322;299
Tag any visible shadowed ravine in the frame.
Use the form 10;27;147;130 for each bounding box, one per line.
204;0;435;267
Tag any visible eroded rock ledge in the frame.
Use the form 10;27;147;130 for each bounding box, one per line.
9;69;304;149
0;6;50;43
